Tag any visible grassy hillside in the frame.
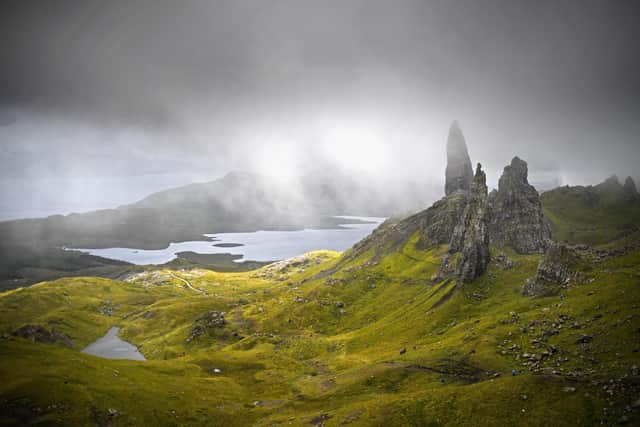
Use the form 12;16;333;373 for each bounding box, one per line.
1;230;639;426
542;181;640;245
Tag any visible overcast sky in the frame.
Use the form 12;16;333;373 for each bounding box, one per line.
1;0;639;218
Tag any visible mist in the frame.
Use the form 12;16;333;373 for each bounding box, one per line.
1;0;639;219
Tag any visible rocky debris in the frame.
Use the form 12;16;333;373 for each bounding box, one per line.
445;121;474;196
442;164;490;283
488;157;551;254
186;311;226;343
335;301;344;308
522;242;584;297
11;324;74;348
400;347;407;355
494;252;514;269
98;301;115;316
309;413;331;426
253;253;331;279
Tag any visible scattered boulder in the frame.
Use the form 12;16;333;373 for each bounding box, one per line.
487;157;551;254
11;324;74;348
309;413;331;426
494;252;514;269
575;334;593;344
445;121;474;196
98;301;115;316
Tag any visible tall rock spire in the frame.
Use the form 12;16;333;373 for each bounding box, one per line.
445;121;474;196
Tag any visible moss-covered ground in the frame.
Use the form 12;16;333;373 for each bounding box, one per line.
1;234;639;426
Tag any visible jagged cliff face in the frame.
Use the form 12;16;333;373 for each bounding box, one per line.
487;157;551;254
445;121;474;196
449;164;490;282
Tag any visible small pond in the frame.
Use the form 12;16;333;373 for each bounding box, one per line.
82;326;145;361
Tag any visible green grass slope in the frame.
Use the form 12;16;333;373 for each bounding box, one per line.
1;227;639;427
542;182;640;245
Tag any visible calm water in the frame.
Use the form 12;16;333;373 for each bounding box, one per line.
71;216;384;265
82;327;146;361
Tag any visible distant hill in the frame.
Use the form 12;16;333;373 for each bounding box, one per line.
541;175;640;245
0;170;431;289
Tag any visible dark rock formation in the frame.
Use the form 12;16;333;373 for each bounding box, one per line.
450;164;490;282
488;157;551;254
522;242;582;297
349;123;553;285
11;324;74;348
445;121;473;196
623;176;639;201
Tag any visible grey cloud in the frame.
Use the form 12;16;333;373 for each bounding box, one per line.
1;0;639;214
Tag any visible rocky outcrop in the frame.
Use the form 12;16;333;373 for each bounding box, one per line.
349;122;553;285
522;242;582;297
11;324;74;348
488;157;551;254
445;121;473;196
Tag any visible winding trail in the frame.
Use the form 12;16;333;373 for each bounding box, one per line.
170;273;207;295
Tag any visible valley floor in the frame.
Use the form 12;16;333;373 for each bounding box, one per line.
1;238;639;426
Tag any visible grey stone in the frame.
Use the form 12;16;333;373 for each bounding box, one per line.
488;157;551;254
523;242;582;297
450;164;490;282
